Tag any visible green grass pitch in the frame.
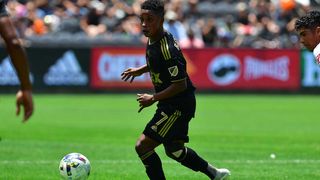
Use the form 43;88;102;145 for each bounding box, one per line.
0;94;320;179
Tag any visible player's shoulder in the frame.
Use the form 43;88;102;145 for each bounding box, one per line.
163;32;180;50
159;32;181;60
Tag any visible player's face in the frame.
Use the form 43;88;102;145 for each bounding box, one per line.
297;27;320;51
140;9;164;41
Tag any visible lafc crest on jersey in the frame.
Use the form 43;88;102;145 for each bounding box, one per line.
168;66;178;77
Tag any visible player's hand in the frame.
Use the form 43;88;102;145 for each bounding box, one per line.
121;68;141;83
16;90;34;122
137;93;155;113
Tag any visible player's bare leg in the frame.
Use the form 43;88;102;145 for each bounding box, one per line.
135;134;165;180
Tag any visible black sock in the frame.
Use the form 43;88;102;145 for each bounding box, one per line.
180;147;215;178
140;150;165;180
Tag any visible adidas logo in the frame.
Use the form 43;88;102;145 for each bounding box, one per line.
44;50;88;85
0;56;33;86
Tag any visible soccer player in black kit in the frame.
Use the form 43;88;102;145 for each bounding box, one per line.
121;0;230;179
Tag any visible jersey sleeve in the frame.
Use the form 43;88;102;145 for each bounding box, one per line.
159;37;187;83
167;56;188;83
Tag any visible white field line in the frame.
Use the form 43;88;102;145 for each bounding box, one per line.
0;159;320;165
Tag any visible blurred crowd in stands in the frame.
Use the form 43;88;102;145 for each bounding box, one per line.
3;0;320;48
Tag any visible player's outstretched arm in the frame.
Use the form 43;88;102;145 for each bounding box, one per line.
0;14;34;122
121;64;149;83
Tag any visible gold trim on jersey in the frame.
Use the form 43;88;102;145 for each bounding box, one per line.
171;78;186;83
159;110;181;137
160;37;171;60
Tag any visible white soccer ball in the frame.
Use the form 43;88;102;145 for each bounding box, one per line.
59;152;91;180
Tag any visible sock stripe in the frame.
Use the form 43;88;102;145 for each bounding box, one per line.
140;150;155;161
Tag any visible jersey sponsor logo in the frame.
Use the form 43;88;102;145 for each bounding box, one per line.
150;71;162;85
0;56;33;86
160;37;171;60
44;50;88;85
168;66;178;77
208;54;241;86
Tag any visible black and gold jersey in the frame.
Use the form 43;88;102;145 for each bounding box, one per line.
146;31;195;103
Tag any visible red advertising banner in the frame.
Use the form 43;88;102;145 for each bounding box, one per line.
91;47;300;91
184;48;300;90
91;47;153;89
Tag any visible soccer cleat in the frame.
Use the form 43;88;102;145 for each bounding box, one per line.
214;168;231;180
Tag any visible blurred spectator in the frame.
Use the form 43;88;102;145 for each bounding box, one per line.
163;10;191;48
2;0;317;49
80;0;107;37
201;18;218;47
255;15;281;48
119;15;141;36
232;2;257;47
183;0;204;48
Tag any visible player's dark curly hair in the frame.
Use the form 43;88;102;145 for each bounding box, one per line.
295;10;320;31
141;0;164;17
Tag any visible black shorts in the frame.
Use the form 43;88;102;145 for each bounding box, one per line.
143;96;196;144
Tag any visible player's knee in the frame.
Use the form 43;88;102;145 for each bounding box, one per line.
135;134;159;156
135;139;154;156
164;142;186;162
135;140;144;155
